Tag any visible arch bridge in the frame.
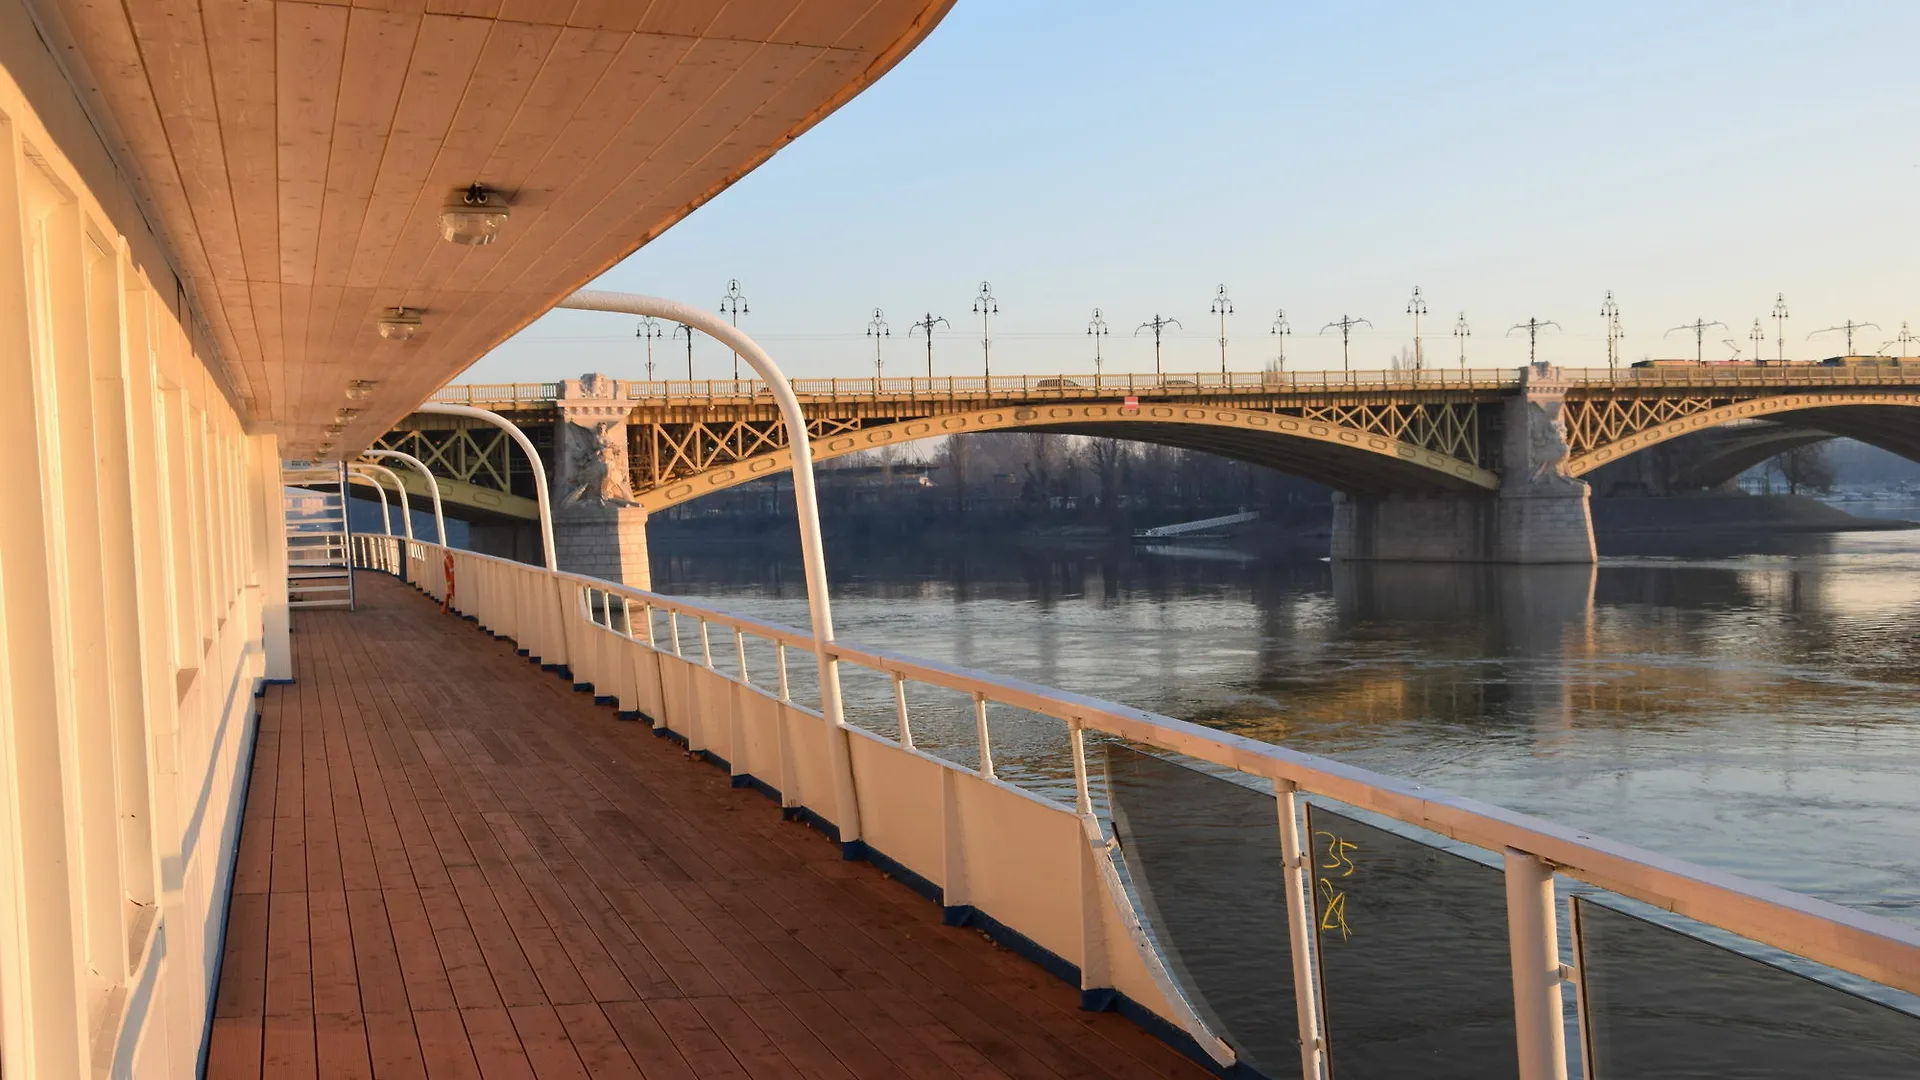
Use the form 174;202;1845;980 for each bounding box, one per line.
375;363;1920;574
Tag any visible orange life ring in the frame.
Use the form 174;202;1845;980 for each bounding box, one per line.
441;551;456;613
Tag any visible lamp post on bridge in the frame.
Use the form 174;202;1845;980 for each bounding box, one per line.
908;312;949;378
1136;314;1182;377
1270;309;1290;372
972;281;998;378
1665;318;1726;364
1509;317;1562;365
1453;313;1471;370
1320;314;1371;372
720;279;749;381
866;308;890;384
1600;292;1623;375
1087;308;1109;379
1211;285;1233;373
1882;322;1920;357
1750;320;1766;364
637;316;663;381
1810;320;1879;357
1771;294;1790;363
672;323;696;380
1407;286;1428;370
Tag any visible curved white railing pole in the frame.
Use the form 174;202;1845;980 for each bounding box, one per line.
363;448;447;546
559;289;864;847
413;403;555;571
357;461;415;541
346;468;392;535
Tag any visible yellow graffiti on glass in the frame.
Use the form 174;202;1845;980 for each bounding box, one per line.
1314;830;1359;940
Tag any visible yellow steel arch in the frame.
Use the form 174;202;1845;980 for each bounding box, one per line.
1565;392;1920;477
638;401;1498;511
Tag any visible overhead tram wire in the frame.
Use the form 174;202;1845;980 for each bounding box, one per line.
907;312;950;377
1666;318;1726;364
1810;319;1880;356
1135;313;1182;376
1509;317;1561;364
1320;314;1371;372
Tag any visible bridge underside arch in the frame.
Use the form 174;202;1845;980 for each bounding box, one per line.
638;402;1498;511
1566;393;1920;477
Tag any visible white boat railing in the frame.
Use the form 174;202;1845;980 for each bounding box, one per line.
352;534;1920;1080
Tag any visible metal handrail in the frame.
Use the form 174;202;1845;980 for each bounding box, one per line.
361;536;1920;1011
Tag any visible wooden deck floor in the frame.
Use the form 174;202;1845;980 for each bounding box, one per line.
207;573;1210;1079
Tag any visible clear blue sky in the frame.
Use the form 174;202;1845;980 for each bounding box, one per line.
464;1;1920;383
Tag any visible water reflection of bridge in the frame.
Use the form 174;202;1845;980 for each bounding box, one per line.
380;365;1920;578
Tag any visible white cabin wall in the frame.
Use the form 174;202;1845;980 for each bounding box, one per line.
0;4;288;1075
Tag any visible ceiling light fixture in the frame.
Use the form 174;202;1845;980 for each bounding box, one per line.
345;379;379;399
377;307;423;341
439;184;509;246
324;423;344;437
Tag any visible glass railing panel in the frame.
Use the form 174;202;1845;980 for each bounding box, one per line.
1573;897;1920;1079
1103;744;1300;1075
1306;804;1518;1079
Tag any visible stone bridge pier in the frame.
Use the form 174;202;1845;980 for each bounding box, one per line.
1332;364;1597;564
552;375;653;589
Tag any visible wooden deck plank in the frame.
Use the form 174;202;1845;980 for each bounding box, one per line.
204;575;1208;1080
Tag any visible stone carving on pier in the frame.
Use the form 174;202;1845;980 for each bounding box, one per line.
561;419;637;508
1523;400;1583;492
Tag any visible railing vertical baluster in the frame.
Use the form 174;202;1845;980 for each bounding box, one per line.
892;672;913;748
699;619;714;668
972;691;994;779
776;643;790;702
1068;720;1091;818
1504;848;1570;1080
668;611;683;657
1276;780;1327;1080
734;627;749;685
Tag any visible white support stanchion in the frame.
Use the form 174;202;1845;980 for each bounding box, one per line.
346;468;392;536
362;448;446;546
413;402;563;668
558;289;864;848
1505;848;1570;1080
413;403;555;570
356;461;414;541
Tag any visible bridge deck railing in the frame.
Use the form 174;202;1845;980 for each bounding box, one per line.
427;368;1527;406
354;533;1920;1080
425;364;1920;408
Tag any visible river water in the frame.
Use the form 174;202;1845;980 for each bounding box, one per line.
652;502;1920;928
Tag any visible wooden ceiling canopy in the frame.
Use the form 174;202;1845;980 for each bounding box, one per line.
25;0;952;457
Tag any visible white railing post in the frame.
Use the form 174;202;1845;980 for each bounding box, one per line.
1276;781;1326;1080
891;672;912;748
971;691;994;780
1504;848;1570;1080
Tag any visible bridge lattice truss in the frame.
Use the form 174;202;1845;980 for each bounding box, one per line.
635;400;1490;496
1560;394;1740;458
